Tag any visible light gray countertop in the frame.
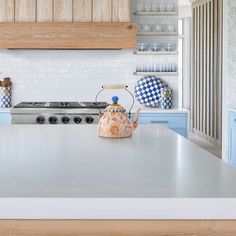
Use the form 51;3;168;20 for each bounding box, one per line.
0;124;236;219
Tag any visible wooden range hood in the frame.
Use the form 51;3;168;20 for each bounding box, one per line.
0;22;136;49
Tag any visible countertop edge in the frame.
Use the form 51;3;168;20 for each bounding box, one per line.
0;108;11;113
0;198;236;219
228;106;236;113
1;108;190;114
131;107;190;114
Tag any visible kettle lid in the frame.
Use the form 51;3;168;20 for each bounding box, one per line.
105;96;126;112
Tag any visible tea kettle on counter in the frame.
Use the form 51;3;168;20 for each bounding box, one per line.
95;84;141;138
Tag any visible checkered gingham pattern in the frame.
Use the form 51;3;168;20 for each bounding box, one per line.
0;87;11;108
160;88;173;109
135;76;168;107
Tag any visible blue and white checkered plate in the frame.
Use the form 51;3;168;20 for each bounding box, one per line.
135;76;168;107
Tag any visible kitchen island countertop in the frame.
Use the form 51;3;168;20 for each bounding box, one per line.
0;124;236;219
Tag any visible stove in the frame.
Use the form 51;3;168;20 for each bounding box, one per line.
11;102;109;125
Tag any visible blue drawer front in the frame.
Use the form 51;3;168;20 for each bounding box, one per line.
132;112;188;138
229;112;236;124
0;113;11;124
228;113;236;167
138;113;187;128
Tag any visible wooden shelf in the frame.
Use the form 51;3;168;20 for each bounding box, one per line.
134;51;178;55
134;72;178;76
0;22;137;49
134;11;178;16
138;32;178;36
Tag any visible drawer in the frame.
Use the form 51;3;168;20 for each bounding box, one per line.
229;112;236;125
138;113;187;129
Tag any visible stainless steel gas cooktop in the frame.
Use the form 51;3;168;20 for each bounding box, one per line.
14;102;109;109
11;101;109;125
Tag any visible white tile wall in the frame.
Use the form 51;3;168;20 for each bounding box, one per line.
0;49;179;108
222;0;236;161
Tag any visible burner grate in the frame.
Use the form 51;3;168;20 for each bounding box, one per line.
14;102;109;109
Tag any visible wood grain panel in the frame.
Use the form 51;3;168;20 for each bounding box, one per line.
0;22;136;49
15;0;36;22
0;220;236;235
54;0;72;22
73;0;92;22
0;0;14;22
93;0;112;22
112;0;130;22
37;0;53;22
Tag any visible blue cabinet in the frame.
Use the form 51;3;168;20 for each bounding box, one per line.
0;112;11;124
133;112;189;138
228;112;236;167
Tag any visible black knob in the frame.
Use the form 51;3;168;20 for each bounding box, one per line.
36;116;45;124
85;116;94;124
74;116;82;124
48;116;57;124
62;116;70;124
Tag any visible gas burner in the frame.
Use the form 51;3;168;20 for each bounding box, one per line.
81;102;109;109
11;101;109;125
13;102;109;109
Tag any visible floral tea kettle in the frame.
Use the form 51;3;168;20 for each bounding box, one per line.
95;84;141;138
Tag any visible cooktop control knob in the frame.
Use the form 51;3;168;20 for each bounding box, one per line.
36;116;45;124
62;116;70;124
74;116;82;124
85;116;94;124
49;116;58;124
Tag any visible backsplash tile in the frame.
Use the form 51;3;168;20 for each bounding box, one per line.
0;49;178;108
227;0;236;108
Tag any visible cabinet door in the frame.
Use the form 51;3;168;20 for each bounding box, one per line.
0;113;11;125
131;113;188;138
229;124;236;167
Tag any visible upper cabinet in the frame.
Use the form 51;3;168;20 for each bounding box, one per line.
0;0;136;49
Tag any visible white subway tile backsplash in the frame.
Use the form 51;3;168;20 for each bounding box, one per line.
0;49;178;108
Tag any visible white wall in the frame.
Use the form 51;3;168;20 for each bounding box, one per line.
222;0;236;161
0;49;179;108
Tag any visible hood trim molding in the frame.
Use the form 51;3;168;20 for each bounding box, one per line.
0;22;136;49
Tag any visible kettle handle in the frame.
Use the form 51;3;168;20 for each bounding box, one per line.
102;84;127;89
95;84;135;118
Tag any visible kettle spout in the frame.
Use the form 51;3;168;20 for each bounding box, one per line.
132;109;141;130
